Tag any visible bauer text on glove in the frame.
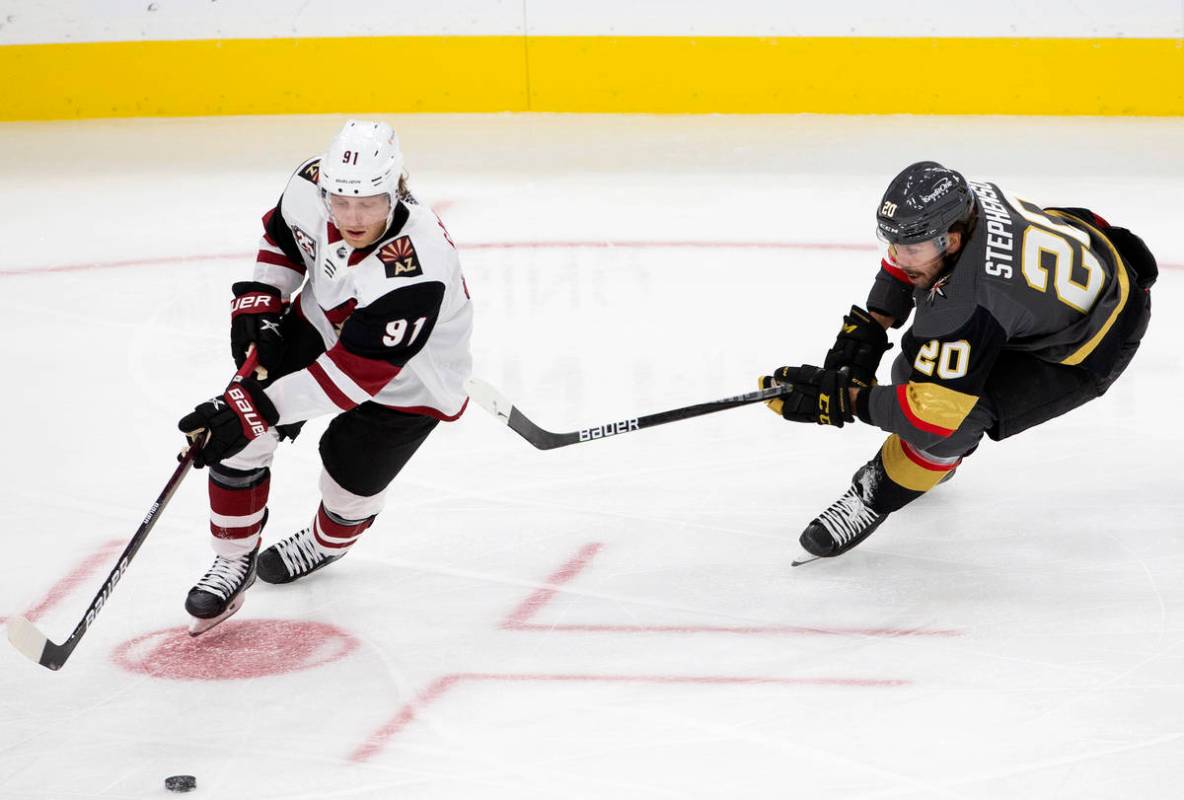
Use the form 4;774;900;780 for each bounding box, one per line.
178;378;279;468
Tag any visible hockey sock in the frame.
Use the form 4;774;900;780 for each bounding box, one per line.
310;503;374;555
863;435;962;514
208;465;270;557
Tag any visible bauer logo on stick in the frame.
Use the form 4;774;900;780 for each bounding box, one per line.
84;557;129;631
579;419;641;442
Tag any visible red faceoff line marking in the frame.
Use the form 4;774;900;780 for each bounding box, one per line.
501;542;960;638
349;542;947;763
500;542;605;628
1;538;125;626
509;621;961;637
349;671;910;763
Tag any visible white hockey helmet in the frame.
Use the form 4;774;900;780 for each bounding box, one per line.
318;119;404;200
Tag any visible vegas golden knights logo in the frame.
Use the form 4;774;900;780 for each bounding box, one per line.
378;236;423;278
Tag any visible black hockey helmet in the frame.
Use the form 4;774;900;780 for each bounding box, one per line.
875;161;976;245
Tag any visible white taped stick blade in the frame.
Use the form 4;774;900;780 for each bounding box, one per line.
464;377;514;425
6;615;48;663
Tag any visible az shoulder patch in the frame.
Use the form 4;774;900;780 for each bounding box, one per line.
298;159;321;184
378;236;424;278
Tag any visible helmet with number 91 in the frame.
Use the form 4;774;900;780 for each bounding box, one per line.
876;161;976;248
318;120;404;229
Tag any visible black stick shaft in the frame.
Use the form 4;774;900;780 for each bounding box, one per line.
16;351;259;670
499;383;792;450
35;447;200;669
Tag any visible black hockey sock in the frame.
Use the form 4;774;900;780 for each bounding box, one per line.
858;435;962;514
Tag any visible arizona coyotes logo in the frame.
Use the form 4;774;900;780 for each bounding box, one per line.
378;236;423;278
298;159;321;184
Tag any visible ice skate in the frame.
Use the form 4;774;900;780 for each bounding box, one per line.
185;548;258;636
798;477;887;560
257;526;343;584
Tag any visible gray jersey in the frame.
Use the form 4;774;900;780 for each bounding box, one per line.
861;179;1135;450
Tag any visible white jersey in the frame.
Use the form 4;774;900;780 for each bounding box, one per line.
252;158;472;424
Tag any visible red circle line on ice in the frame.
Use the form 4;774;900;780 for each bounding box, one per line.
112;619;359;680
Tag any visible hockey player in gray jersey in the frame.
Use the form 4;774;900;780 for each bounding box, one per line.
761;162;1155;560
177;120;473;633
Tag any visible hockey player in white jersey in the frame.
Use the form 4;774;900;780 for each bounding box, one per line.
178;120;473;634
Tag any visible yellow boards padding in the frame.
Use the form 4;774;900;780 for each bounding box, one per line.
1;35;1180;119
0;37;529;120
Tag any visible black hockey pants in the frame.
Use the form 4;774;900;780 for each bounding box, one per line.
262;301;439;498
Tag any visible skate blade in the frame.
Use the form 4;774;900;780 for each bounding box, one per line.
188;595;247;637
790;547;823;568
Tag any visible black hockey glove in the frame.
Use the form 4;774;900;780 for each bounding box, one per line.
822;305;891;389
230;281;285;373
760;365;853;428
178;378;279;468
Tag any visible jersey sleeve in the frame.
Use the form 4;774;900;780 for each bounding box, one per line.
261;281;446;424
866;259;916;328
856;304;1006;449
253;197;308;299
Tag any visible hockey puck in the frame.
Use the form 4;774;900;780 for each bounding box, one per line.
165;775;196;793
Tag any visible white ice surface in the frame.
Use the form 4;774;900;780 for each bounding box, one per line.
1;114;1182;799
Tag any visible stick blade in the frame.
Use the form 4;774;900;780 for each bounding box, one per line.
7;615;50;665
464;377;515;425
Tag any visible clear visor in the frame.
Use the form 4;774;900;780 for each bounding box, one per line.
321;189;392;229
876;228;949;270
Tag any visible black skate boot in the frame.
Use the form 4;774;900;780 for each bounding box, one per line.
799;486;886;558
798;464;888;559
257;527;343;584
185;547;258;636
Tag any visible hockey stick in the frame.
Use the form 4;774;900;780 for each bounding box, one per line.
6;350;260;671
465;377;794;450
